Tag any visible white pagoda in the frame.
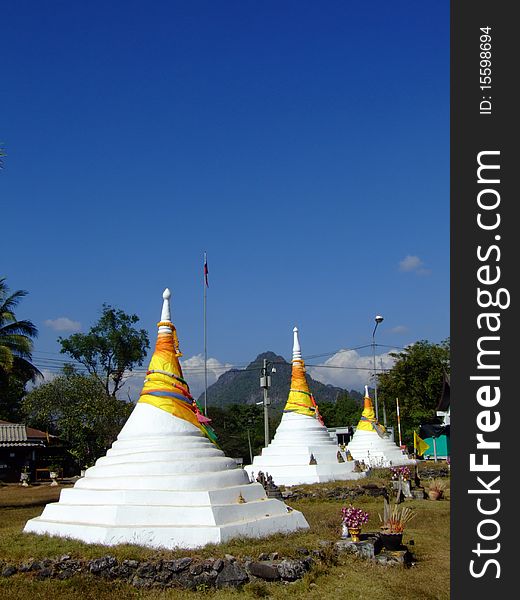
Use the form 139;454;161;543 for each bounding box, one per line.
244;327;366;487
24;289;308;549
346;386;416;468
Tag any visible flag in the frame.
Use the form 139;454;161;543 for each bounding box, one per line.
204;253;209;287
414;431;430;456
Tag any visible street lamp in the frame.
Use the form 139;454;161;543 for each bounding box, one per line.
372;315;384;423
259;359;276;447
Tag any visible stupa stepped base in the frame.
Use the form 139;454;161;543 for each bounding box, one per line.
244;412;366;486
245;463;366;487
347;431;416;468
24;510;307;550
258;445;345;463
24;403;309;548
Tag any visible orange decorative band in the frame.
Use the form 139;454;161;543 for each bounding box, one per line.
289;388;313;396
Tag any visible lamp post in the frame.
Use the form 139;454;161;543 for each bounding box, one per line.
260;359;276;448
372;315;384;422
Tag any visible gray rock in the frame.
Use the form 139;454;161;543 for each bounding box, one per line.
135;562;157;579
132;576;153;589
374;550;413;567
57;569;75;580
224;553;236;562
212;558;224;572
1;565;17;577
335;539;376;560
248;561;281;581
189;563;203;576
277;559;309;581
163;557;192;573
216;562;249;588
89;555;118;575
35;567;54;580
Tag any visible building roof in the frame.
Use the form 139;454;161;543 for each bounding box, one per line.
0;420;52;447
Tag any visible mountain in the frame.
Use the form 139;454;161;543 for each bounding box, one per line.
197;351;362;409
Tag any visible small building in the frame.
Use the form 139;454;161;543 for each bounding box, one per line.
327;426;354;445
0;420;68;483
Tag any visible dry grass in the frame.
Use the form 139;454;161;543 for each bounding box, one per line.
0;481;450;600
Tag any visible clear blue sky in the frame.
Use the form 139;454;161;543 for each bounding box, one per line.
1;1;449;394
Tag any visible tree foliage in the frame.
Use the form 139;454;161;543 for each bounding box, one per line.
207;404;272;463
0;277;41;420
59;304;150;397
21;373;134;467
377;339;450;446
319;392;362;428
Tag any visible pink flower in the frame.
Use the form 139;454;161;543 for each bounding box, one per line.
341;506;369;528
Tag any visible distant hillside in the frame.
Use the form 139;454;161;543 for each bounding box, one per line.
198;351;362;409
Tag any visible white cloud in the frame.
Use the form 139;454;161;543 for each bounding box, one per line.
398;255;431;276
388;325;408;334
181;354;234;399
307;349;396;392
399;255;423;271
44;317;82;332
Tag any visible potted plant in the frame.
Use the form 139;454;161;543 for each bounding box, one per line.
341;505;369;542
427;478;447;500
378;497;416;550
20;465;30;487
48;464;61;486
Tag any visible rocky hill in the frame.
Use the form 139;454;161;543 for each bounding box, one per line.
197;351;362;409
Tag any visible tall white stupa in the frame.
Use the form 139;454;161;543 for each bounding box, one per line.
346;386;416;468
24;289;308;549
244;327;366;487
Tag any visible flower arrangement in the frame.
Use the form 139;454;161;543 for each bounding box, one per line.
427;478;447;499
391;466;411;481
341;505;370;529
378;498;416;533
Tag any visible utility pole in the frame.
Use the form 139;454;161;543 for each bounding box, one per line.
260;358;272;448
372;315;384;422
380;357;387;427
247;422;253;464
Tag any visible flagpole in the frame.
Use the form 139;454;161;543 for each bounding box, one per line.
396;397;402;447
203;251;208;416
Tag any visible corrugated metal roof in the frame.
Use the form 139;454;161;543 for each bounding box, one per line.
0;424;28;443
0;441;45;447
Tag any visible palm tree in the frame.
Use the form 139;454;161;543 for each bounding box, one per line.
0;277;41;383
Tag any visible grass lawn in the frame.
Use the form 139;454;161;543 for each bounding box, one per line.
0;474;450;600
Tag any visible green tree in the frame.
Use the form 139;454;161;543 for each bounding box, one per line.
319;393;362;428
21;373;134;467
59;304;150;397
378;339;450;446
0;277;41;420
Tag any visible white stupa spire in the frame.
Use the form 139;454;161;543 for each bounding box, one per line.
158;288;172;334
364;385;370;397
292;326;302;361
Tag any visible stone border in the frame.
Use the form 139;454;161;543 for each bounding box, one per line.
0;552;314;590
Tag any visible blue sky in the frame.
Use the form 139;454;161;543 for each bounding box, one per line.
1;1;449;396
